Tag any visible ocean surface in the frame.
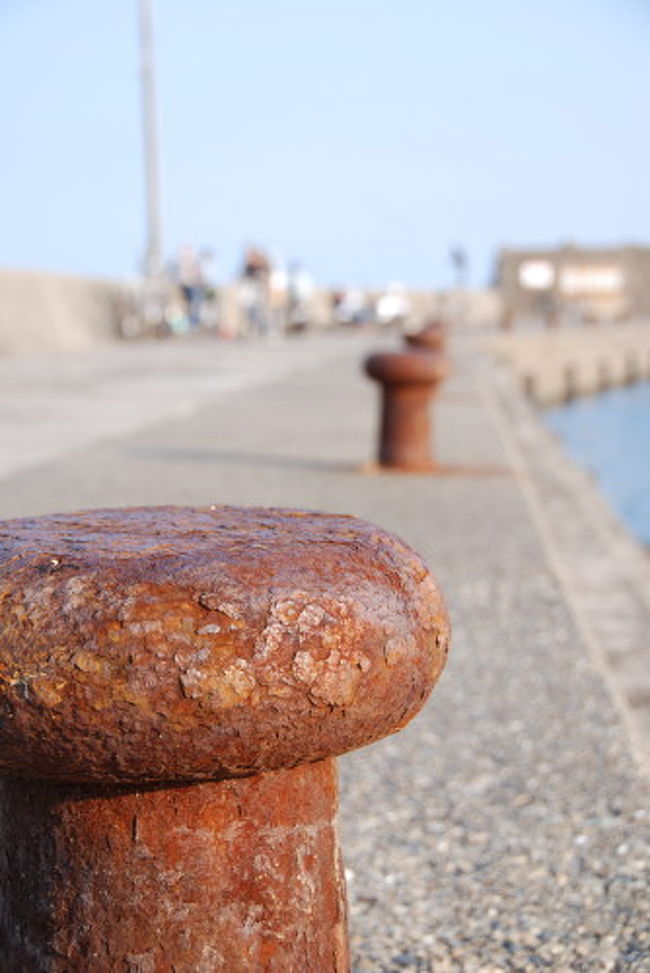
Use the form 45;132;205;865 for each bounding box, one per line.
544;380;650;547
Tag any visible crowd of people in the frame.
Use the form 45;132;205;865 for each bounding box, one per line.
137;243;412;339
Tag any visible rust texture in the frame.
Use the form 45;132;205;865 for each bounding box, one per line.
0;506;449;784
404;319;448;354
364;351;449;471
0;505;450;969
0;759;348;972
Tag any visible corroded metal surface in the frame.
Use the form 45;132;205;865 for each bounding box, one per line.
0;506;449;783
0;759;348;972
364;351;448;471
365;350;447;387
0;504;450;968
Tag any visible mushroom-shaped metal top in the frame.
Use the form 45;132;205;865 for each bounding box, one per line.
404;319;448;353
365;350;449;386
0;506;449;784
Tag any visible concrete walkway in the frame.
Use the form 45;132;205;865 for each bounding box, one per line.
0;331;647;971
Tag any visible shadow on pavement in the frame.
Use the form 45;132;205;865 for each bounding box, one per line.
126;445;513;478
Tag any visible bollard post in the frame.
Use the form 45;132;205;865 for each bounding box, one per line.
0;505;450;971
364;351;448;471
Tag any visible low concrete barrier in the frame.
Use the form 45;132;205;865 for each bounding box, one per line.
485;322;650;405
0;268;129;356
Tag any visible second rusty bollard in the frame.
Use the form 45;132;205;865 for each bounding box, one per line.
0;505;450;971
404;318;448;354
365;350;448;471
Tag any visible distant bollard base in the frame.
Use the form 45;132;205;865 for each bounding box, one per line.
364;350;449;472
359;458;438;474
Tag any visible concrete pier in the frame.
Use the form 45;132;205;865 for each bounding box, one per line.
0;330;647;970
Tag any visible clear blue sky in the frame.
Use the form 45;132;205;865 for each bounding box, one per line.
1;0;649;288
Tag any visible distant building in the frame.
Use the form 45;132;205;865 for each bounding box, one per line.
497;245;650;325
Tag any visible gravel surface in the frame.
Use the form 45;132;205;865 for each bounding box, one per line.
0;330;647;971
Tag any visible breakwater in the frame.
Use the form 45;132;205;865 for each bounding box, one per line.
485;322;650;406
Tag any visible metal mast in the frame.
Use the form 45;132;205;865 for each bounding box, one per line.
139;0;162;277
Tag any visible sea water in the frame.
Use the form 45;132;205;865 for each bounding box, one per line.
544;381;650;547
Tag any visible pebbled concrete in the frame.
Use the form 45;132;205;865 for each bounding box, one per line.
0;330;647;971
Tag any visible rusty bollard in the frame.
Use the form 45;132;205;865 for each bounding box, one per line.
365;351;448;471
0;505;450;971
404;319;448;355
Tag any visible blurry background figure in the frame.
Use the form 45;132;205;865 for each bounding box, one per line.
268;263;289;337
175;244;204;330
333;287;371;327
198;247;219;330
238;246;271;337
162;291;190;336
286;261;314;333
375;282;410;329
135;272;174;337
330;289;345;325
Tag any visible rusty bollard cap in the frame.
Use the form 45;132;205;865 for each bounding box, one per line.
0;506;450;784
365;350;448;385
405;319;448;352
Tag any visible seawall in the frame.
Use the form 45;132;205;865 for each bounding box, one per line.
485;321;650;405
0;268;132;356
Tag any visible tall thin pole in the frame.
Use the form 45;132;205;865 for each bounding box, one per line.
139;0;162;277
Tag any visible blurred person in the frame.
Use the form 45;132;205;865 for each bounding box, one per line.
375;282;410;328
334;287;371;327
198;247;219;330
330;288;345;326
286;261;314;333
268;263;289;337
238;246;271;337
175;244;204;329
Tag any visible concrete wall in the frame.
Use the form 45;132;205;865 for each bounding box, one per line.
0;269;129;357
485;321;650;405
